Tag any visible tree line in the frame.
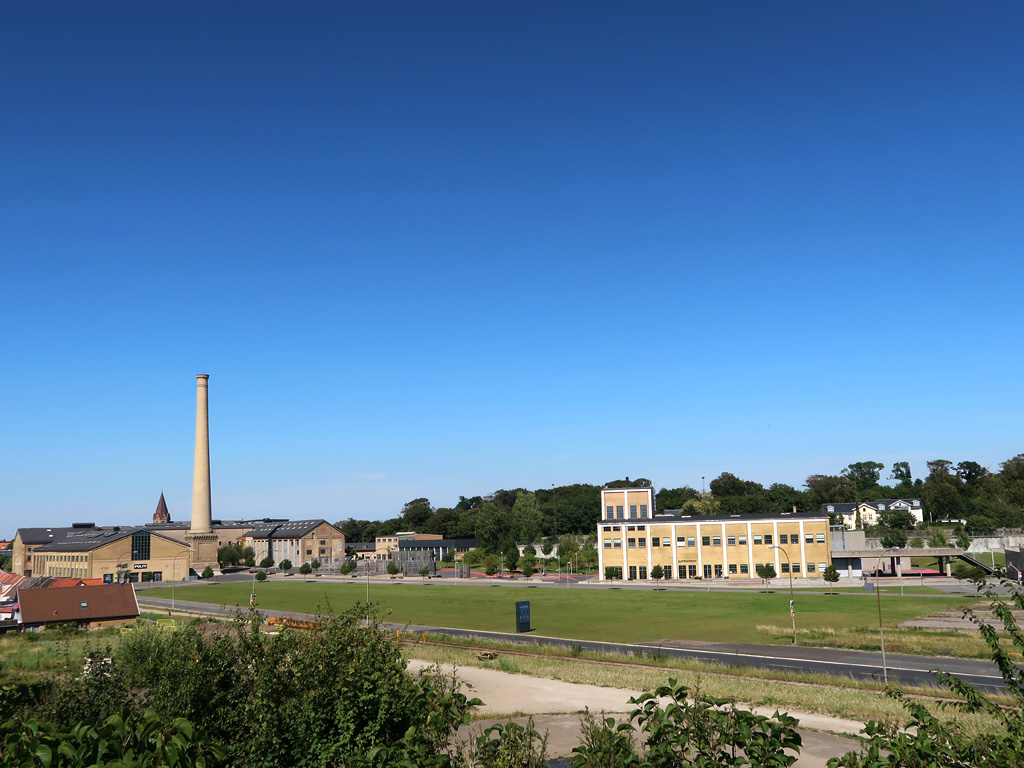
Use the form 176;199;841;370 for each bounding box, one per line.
335;454;1024;554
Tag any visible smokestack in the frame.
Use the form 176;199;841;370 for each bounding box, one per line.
190;374;212;534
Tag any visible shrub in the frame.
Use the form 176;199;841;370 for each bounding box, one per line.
299;562;312;575
255;571;267;581
259;556;274;569
279;559;293;571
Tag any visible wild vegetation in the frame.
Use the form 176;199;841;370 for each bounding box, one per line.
4;580;1024;765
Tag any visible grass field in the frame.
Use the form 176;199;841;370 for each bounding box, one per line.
146;581;980;646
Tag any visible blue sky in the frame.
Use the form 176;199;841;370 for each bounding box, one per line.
2;3;1022;532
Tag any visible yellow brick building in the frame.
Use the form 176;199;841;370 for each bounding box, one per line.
598;488;832;580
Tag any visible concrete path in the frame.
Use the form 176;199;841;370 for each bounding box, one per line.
407;659;864;767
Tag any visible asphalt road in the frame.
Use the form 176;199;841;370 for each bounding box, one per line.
136;592;1011;694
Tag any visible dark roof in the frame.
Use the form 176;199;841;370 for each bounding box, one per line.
16;526;114;545
32;529;186;553
397;538;477;550
18;583;139;625
821;503;857;513
347;541;376;551
243;520;339;539
622;511;829;524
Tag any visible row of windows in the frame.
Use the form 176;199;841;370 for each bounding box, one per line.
608;562;829;580
604;533;826;549
604;504;650;520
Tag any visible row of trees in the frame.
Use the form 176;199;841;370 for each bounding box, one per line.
334;455;1024;566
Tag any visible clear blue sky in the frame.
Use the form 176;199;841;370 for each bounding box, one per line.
2;3;1022;533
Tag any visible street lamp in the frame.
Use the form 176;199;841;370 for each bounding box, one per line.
874;546;901;684
171;548;194;612
769;545;796;645
1007;562;1022;585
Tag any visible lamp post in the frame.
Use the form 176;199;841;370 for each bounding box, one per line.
769;545;796;645
171;548;194;612
365;557;370;605
874;546;901;684
1008;563;1022;585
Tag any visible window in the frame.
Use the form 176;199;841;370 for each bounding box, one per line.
664;565;673;579
688;565;698;578
793;563;801;573
738;535;747;545
677;536;686;545
306;549;312;555
613;538;621;548
604;539;612;548
779;534;788;544
817;533;825;543
606;506;614;519
319;548;326;555
640;504;648;517
627;538;636;548
703;564;712;578
652;537;660;547
627;525;635;531
754;534;762;545
805;534;814;544
818;563;827;573
727;536;736;546
780;562;790;573
687;537;695;547
616;506;624;519
712;536;721;546
728;563;737;574
807;563;815;573
628;566;637;580
639;566;648;580
714;564;723;578
662;537;670;546
740;564;749;574
764;535;773;545
638;538;646;547
636;525;645;530
702;536;711;546
630;505;638;518
320;539;326;545
131;530;151;561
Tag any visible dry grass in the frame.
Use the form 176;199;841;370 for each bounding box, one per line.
403;641;1004;738
755;623;1009;658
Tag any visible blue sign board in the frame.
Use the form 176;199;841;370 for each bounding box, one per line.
516;600;531;633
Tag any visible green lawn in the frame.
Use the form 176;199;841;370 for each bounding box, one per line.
147;582;980;646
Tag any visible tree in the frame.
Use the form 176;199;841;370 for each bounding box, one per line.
201;565;214;579
400;498;434;529
842;461;885;492
957;530;972;550
259;556;274;569
386;561;400;576
255;571;267;581
244;554;256;568
299;562;312;575
418;566;430;581
510;491;544;543
757;563;777;583
650;564;664;582
822;565;840;593
605;566;619;581
890;461;913;483
957;460;989;486
877;508;916;530
655;486;699;511
474;502;511;552
310;559;321;570
279;559;293;571
709;472;763;497
909;537;924;549
518;552;537;578
926;458;955;480
927;531;949;547
603;478;652;488
805;475;857;506
966;514;997;534
483;554;500;576
880;529;908;548
339;560;355;575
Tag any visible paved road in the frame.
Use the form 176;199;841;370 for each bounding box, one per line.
137;593;1009;693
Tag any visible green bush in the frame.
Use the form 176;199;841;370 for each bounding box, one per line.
299;562;312;575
